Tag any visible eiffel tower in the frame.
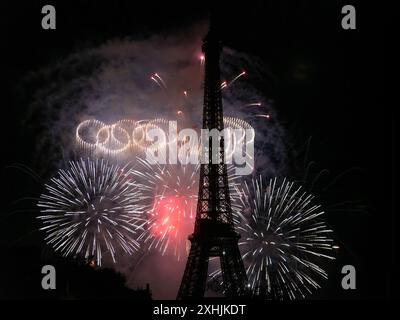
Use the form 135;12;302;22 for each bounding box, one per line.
177;20;248;299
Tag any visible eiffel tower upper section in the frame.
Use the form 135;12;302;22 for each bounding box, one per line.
193;19;236;238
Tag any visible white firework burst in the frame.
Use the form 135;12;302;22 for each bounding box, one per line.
37;158;148;266
210;176;335;299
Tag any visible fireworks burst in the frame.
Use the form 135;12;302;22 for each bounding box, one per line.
131;157;198;260
37;158;147;266
210;176;335;299
131;157;243;260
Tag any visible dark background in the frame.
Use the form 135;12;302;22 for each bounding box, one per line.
0;0;393;300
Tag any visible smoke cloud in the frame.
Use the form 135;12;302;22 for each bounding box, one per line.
20;22;290;298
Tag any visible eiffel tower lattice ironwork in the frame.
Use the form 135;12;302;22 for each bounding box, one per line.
177;23;248;299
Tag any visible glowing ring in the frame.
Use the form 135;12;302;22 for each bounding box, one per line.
76;119;107;151
95;124;131;155
116;119;138;152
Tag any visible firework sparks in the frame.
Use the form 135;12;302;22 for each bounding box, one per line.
132;157;198;260
131;157;243;260
154;73;167;89
223;117;255;170
256;114;271;119
244;102;262;107
37;158;148;266
220;71;246;91
150;75;163;88
199;54;205;65
229;70;246;86
210;176;335;299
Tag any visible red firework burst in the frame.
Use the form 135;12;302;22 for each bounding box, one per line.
148;195;195;238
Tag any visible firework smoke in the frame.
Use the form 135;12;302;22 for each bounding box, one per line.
20;22;292;298
21;22;289;179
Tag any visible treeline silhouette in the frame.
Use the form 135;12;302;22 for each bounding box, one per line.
0;245;152;300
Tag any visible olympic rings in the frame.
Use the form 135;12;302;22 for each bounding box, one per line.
76;117;254;158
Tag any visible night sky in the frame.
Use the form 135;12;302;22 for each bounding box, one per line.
0;0;393;300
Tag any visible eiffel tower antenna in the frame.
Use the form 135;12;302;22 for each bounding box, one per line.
177;15;248;299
